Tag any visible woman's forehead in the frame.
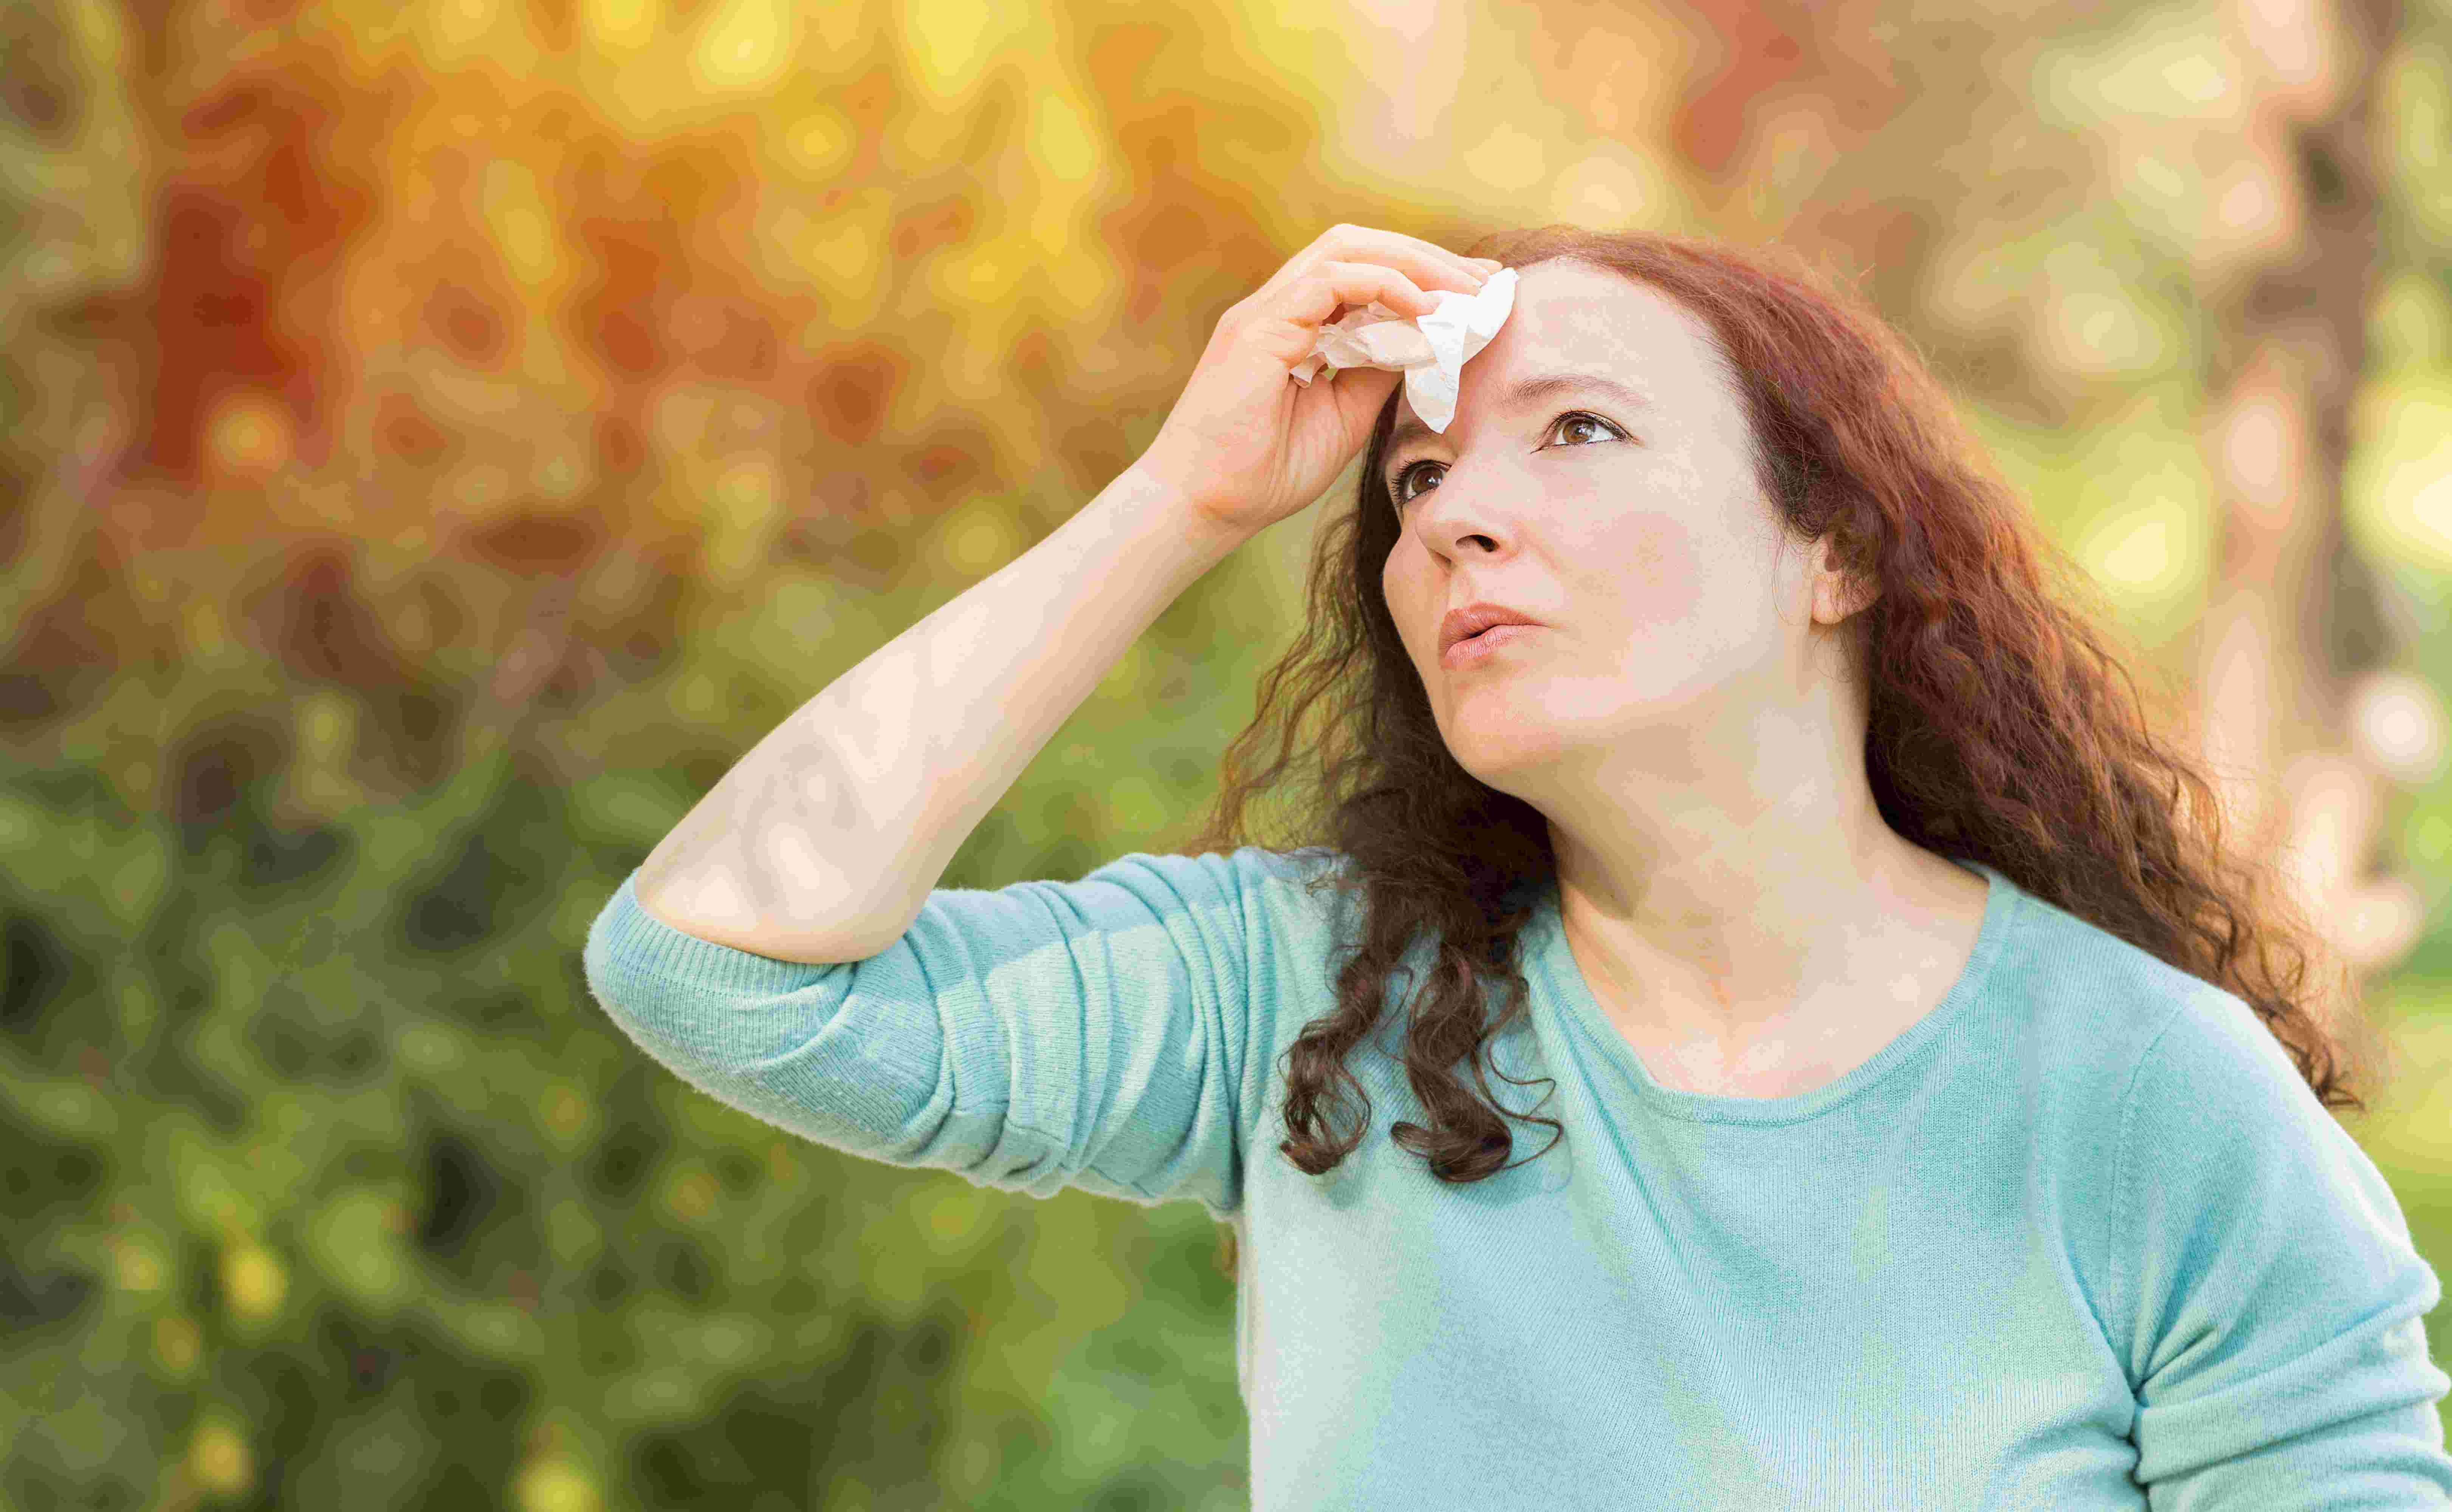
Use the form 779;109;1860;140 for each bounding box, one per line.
1413;266;1718;439
1487;261;1707;372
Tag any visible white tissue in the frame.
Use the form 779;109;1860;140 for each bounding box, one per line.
1286;266;1518;433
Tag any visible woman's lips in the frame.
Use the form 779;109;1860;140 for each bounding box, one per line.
1441;622;1537;669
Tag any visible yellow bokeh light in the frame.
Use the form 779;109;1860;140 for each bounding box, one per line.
208;392;293;472
429;0;491;54
928;1185;983;1241
156;1316;202;1372
720;463;774;505
583;0;656;55
421;0;540;71
1549;147;1689;231
517;1459;604;1512
191;1421;252;1496
1035;94;1097;184
70;0;126;68
485;161;559;287
115;1241;164;1292
544;1086;586;1134
2409;467;2452;544
2346;376;2452;572
782;110;854;176
900;0;1015;100
693;0;791;91
222;1243;288;1321
1462;122;1549;194
809;219;881;299
669;1171;717;1221
2092;510;2179;592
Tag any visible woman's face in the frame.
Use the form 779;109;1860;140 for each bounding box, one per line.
1378;258;1843;801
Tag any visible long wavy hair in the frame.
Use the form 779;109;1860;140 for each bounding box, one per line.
1174;225;2387;1280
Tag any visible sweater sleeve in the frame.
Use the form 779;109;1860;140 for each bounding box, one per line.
579;847;1326;1222
2111;988;2452;1508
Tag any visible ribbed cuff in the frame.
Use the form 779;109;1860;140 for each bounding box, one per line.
586;869;853;996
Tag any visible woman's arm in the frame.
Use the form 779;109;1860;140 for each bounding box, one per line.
632;224;1493;965
633;463;1245;964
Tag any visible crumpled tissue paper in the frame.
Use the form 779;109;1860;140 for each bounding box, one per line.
1287;266;1518;433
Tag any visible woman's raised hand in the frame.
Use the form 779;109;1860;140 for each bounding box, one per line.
1132;224;1501;541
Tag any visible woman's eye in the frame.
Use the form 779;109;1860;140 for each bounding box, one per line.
1388;460;1442;507
1387;411;1626;510
1551;411;1624;447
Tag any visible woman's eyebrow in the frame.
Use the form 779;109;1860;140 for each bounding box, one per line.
1385;371;1651;459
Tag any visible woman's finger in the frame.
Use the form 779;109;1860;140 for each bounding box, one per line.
1279;263;1437;331
1322;260;1441;317
1252;223;1487;307
1317;223;1493;294
1206;263;1435;380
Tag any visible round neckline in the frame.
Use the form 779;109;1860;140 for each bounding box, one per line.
1526;858;2024;1125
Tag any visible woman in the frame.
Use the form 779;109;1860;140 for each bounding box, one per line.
583;223;2450;1507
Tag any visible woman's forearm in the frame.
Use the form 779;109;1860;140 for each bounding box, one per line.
630;465;1250;965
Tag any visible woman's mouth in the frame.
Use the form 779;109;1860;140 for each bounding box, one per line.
1441;623;1537;670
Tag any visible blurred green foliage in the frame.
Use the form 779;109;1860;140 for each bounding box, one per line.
1;554;1289;1509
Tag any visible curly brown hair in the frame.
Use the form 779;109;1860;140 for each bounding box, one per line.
1171;225;2386;1280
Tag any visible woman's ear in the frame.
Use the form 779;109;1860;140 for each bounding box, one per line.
1823;572;1880;624
1809;536;1879;626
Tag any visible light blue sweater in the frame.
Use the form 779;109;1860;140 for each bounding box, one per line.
582;847;2452;1509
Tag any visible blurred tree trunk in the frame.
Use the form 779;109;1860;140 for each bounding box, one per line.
2191;0;2435;1046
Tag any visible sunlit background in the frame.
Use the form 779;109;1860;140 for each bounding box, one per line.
4;0;2450;1506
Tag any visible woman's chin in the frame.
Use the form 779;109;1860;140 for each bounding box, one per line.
1442;729;1549;786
